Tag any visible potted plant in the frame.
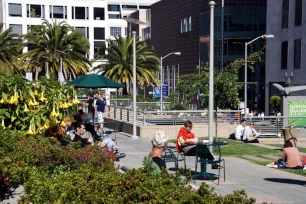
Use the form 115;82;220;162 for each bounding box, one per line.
282;124;300;147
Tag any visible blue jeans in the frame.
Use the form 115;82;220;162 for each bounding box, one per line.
278;159;286;168
103;138;118;151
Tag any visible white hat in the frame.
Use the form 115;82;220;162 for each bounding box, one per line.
152;131;168;148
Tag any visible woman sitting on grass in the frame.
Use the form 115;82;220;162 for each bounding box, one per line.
267;141;303;169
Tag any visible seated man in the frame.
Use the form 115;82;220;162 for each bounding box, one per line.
72;123;93;146
145;131;169;175
234;119;246;141
176;121;215;166
243;121;259;143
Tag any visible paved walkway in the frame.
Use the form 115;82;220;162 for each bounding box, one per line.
117;133;306;204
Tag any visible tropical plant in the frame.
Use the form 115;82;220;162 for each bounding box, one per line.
20;19;91;81
0;73;79;134
0;24;22;73
270;96;281;112
95;36;160;93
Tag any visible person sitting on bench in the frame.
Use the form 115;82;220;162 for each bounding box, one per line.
176;121;218;168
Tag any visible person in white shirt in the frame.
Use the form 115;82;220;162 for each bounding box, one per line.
243;122;260;143
235;119;247;140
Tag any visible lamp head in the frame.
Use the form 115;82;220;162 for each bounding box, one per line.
174;52;181;56
262;34;275;39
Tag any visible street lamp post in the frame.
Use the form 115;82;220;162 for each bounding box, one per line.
132;31;137;139
244;34;274;118
208;1;215;145
160;52;181;112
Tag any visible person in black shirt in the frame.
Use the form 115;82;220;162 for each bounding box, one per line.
72;123;93;147
85;94;94;122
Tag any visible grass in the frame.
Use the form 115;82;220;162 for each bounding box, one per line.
267;144;306;153
169;137;280;157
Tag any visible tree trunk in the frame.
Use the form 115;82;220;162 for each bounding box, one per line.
215;110;218;142
35;66;39;81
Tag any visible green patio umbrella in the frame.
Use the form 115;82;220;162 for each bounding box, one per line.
65;74;124;88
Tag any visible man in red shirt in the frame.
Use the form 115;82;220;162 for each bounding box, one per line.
176;120;214;160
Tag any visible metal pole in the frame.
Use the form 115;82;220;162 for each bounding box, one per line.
244;42;248;118
132;31;138;139
208;1;215;144
160;56;163;112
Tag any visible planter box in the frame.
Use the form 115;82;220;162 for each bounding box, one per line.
282;128;300;147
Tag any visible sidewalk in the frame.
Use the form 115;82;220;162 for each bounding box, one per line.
117;133;306;204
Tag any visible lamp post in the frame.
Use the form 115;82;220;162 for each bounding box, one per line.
208;1;215;145
123;17;145;139
160;52;181;112
244;34;274;118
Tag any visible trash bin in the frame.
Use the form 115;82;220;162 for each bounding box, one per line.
282;128;300;147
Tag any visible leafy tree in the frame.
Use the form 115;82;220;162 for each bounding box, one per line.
20;20;91;81
95;36;160;94
0;24;22;73
175;48;265;139
270;96;281;113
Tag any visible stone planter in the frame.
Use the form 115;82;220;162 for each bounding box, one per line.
282;128;300;147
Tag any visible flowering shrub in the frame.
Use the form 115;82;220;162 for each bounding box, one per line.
0;73;79;134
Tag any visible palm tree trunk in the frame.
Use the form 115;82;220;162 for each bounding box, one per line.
35;66;39;81
45;62;50;79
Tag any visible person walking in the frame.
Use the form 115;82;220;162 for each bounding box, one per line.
95;92;108;134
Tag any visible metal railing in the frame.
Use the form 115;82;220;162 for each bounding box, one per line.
105;107;306;138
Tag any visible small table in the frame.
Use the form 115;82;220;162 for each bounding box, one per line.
193;141;226;180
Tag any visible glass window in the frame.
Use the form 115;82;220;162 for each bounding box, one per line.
94;8;105;20
75;27;89;39
181;17;191;33
108;5;120;11
125;27;128;36
295;0;303;26
9;24;22;35
72;7;88;20
27;4;44;18
94;28;105;40
139;6;150;9
281;41;288;69
282;0;289;29
110;27;121;36
9;3;22;17
50;6;67;19
122;5;137;11
294;39;302;69
109;14;121;19
94;41;106;58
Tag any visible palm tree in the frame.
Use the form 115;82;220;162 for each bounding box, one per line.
0;24;22;73
95;36;160;93
21;20;91;80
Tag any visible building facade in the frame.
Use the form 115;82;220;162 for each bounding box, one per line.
139;0;267;108
0;0;158;63
200;5;266;111
266;0;306;115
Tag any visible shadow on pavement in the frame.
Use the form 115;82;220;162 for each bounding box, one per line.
264;178;306;186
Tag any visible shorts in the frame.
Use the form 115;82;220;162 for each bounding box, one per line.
96;111;104;124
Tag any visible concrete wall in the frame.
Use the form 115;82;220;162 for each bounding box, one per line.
105;118;237;139
266;0;306;115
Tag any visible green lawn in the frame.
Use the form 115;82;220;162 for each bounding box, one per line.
169;138;280;157
268;144;306;153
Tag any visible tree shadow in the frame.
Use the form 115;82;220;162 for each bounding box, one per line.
0;185;18;202
264;178;306;186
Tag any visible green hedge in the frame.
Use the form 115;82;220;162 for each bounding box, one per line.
0;129;256;203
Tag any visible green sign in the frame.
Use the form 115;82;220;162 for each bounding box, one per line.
288;101;306;127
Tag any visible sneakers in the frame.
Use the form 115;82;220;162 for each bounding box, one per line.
266;164;278;168
116;152;126;159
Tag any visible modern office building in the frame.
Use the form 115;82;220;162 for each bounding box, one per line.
0;0;158;63
265;0;306;115
136;0;267;110
200;3;267;112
